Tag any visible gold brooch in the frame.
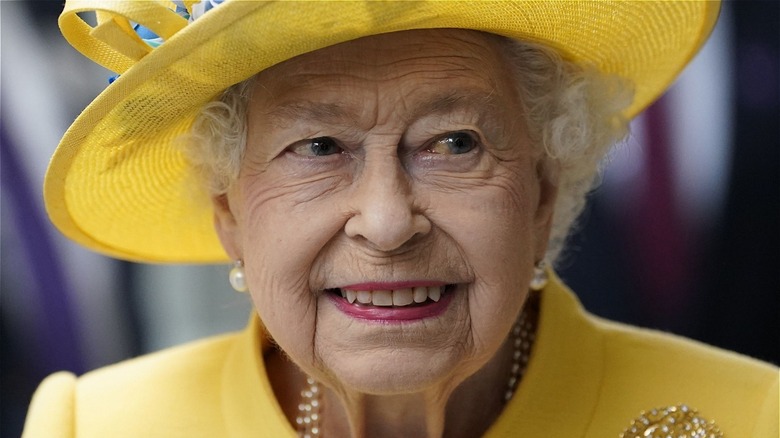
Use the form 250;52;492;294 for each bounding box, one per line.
620;404;723;438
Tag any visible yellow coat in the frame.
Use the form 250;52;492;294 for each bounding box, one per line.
24;277;778;437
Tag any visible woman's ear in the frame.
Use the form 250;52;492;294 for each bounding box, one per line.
212;192;242;260
533;160;559;262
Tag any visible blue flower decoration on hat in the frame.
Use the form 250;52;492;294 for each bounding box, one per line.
134;0;224;47
109;0;225;83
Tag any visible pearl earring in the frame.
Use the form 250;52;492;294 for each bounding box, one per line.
229;259;248;292
529;261;548;291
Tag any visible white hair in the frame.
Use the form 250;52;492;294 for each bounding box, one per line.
184;37;632;265
498;39;632;263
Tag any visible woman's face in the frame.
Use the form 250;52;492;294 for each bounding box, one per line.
214;29;557;394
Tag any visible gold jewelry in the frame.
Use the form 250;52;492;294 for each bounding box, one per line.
620;405;723;438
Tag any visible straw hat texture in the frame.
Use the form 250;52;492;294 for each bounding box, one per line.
48;0;720;263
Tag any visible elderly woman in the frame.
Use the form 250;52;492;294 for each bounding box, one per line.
23;1;777;437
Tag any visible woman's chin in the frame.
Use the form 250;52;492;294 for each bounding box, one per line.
310;287;476;393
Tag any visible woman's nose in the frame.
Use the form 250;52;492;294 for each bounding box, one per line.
344;155;431;251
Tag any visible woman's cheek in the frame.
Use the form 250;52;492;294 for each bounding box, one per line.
425;172;535;288
237;173;352;297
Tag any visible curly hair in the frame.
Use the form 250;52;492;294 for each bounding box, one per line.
184;36;632;265
499;39;632;263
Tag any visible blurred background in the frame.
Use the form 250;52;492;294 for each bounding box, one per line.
2;1;778;436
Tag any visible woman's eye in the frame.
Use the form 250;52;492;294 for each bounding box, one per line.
288;137;343;157
426;132;478;155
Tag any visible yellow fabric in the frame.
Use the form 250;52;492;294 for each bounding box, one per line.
24;277;778;437
60;0;187;73
46;0;720;263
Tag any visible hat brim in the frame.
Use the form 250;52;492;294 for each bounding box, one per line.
46;1;719;263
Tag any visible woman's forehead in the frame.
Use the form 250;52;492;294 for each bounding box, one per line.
249;29;518;123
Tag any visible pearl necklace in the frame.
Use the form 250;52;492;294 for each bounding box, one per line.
296;377;322;438
295;305;537;438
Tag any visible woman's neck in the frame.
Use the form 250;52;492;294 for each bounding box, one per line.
325;390;449;438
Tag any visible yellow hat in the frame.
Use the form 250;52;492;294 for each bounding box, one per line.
48;0;720;263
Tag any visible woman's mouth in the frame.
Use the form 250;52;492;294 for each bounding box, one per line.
329;285;448;306
325;284;457;322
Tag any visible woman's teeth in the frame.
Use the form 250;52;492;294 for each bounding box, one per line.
339;286;445;307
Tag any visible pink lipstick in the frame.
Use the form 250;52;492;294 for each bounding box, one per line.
326;282;456;322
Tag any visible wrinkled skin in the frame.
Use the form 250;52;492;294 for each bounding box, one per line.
213;29;557;438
